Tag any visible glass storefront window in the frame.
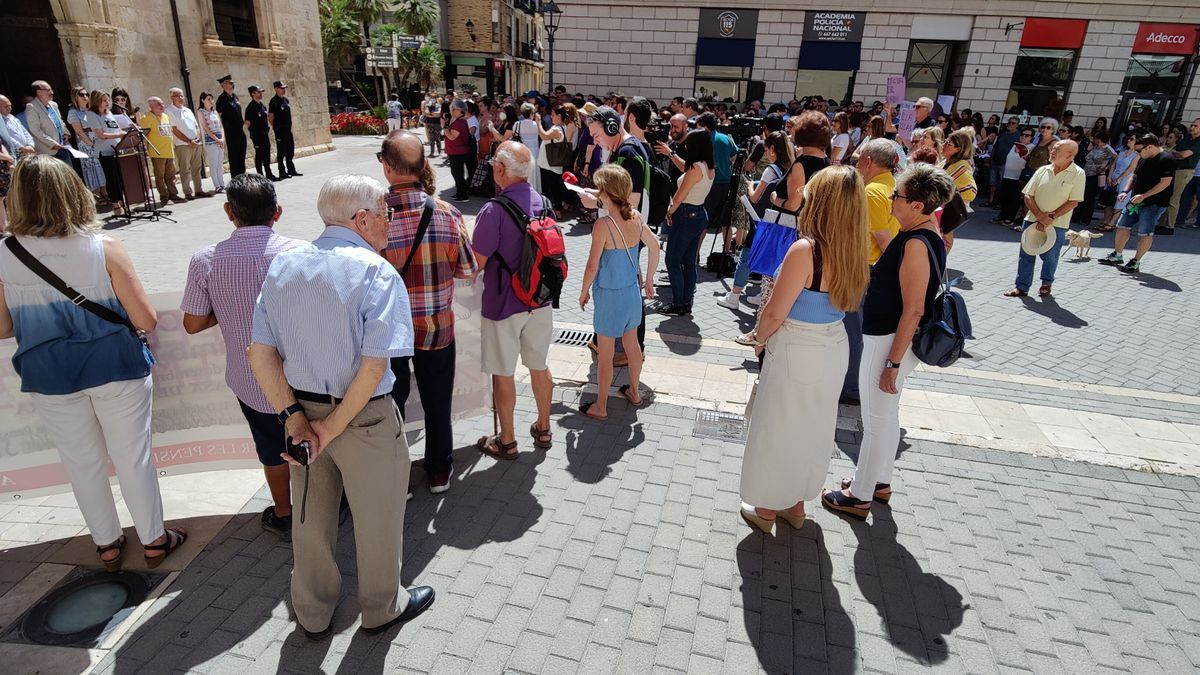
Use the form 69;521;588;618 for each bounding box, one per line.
695;65;751;103
1123;54;1186;94
795;70;853;103
905;41;957;103
1006;47;1077;116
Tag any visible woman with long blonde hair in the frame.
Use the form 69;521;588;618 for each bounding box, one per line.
738;165;869;533
578;164;661;420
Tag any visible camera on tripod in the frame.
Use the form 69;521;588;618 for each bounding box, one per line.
727;115;764;147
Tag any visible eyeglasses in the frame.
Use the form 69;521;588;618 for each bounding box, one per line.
1134;146;1146;152
361;207;394;220
891;191;913;202
1041;126;1054;130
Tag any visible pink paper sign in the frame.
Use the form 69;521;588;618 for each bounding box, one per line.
887;77;906;106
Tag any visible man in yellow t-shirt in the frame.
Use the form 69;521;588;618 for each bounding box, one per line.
139;96;182;204
841;138;902;404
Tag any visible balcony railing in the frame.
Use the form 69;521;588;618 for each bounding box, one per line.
518;42;541;61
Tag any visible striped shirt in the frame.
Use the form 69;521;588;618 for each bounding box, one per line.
251;226;414;398
383;185;477;350
180;226;306;413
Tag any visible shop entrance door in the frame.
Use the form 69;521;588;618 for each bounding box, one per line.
1113;94;1171;140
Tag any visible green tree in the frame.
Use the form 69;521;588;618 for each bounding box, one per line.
319;0;360;66
391;0;439;37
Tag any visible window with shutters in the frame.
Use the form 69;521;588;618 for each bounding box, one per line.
212;0;260;48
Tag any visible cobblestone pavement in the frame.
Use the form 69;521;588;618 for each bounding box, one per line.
20;136;1190;674
82;393;1200;674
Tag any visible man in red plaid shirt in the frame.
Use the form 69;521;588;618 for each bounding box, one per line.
379;131;478;494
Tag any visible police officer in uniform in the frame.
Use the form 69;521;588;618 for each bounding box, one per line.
215;75;248;177
268;80;301;178
244;85;279;181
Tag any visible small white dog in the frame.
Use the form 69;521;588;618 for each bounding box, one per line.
1065;229;1102;258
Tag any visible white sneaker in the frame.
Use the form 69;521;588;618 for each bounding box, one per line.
717;291;740;309
745;293;762;307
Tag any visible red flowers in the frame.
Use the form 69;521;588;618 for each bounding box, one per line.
329;112;386;135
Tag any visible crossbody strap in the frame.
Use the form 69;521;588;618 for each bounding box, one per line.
399;195;436;277
3;236;137;333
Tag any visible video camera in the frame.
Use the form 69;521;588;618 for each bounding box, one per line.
725;115;764;147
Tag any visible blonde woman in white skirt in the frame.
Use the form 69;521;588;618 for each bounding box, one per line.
739;165;870;534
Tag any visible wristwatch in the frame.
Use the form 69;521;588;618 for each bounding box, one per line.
884;359;902;369
277;402;304;425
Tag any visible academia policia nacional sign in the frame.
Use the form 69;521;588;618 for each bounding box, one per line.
803;11;865;43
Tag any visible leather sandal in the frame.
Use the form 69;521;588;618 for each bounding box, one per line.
530;424;553;449
477;435;518;460
144;528;187;569
1039;284;1052;297
97;534;126;572
1002;288;1028;297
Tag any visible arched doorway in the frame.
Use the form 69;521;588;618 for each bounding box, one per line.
0;0;71;110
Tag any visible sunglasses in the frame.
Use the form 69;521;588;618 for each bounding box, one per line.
1041;126;1054;130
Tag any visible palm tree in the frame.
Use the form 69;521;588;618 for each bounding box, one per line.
392;0;438;37
320;0;360;66
345;0;393;41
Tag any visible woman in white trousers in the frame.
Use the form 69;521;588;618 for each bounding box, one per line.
0;155;187;569
822;163;956;520
738;167;870;534
197;91;227;192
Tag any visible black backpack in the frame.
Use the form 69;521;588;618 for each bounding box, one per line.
615;139;672;226
906;235;973;367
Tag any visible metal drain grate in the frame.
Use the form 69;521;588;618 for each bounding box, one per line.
693;409;748;442
553;328;595;347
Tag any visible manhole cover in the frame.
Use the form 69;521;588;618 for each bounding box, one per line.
3;568;167;647
693;409;748;442
553;328;595;347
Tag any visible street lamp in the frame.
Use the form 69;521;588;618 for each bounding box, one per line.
540;1;562;93
465;19;476;42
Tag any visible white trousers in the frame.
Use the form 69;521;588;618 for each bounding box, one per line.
30;376;164;546
387;118;402;132
205;143;226;189
849;334;919;497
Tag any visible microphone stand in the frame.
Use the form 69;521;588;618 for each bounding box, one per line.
120;125;175;223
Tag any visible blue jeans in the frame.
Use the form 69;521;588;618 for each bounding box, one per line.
1014;224;1067;291
732;244;752;289
1176;176;1200;227
665;204;707;305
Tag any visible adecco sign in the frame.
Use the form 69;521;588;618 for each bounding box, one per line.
1133;23;1199;56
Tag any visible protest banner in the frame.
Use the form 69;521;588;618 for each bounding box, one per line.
0;281;490;501
897;103;917;144
886;76;906;106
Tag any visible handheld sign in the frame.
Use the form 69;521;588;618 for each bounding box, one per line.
898;103;917;144
886;77;906;106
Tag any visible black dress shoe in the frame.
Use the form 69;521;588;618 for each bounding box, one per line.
303;622;332;640
360;586;435;634
289;171;303;177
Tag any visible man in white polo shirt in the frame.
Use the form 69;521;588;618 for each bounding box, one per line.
165;87;208;199
1003;140;1084;298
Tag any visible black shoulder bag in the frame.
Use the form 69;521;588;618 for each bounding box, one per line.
399;195;436;276
4;236;155;363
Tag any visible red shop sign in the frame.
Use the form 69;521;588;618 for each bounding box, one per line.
1133;23;1200;56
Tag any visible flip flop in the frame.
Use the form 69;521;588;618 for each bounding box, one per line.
580;401;608;421
619;384;647;408
477;435;518;461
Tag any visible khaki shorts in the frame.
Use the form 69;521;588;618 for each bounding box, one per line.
481;307;553;376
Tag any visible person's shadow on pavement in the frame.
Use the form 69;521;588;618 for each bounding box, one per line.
558;400;647;484
850;510;967;665
737;524;857;674
400;445;546;585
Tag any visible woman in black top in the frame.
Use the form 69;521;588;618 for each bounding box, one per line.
735;111;831;345
822;163;956;520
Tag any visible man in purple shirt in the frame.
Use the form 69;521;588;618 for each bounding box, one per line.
471;141;554;460
180;174;305;539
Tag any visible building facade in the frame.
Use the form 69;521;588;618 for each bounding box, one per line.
550;2;1200;129
1;0;333;162
441;0;546;97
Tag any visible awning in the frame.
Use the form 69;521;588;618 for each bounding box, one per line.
798;41;861;71
696;38;756;67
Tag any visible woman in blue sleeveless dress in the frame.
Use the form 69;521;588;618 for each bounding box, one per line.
578;165;661;421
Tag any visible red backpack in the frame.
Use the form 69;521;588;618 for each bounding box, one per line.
490;195;568;308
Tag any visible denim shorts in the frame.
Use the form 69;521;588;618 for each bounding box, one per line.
1117;204;1165;236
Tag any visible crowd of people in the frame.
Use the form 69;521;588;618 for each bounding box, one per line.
0;76;302;226
2;78;1197;640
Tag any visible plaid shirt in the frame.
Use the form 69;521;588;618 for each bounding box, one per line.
180;226;307;413
383;185;477;350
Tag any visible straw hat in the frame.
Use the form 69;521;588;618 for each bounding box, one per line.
1021;223;1057;256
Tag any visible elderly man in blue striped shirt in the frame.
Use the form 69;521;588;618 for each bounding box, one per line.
247;174;435;639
